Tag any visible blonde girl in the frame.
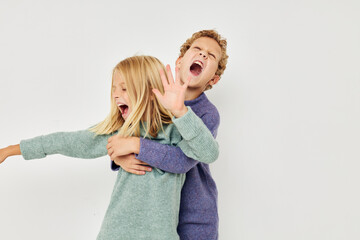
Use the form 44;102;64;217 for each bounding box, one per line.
0;55;218;240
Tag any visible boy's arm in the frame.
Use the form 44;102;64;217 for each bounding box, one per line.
20;130;111;160
129;108;219;174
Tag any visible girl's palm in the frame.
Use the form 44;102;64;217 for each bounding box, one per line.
152;65;191;116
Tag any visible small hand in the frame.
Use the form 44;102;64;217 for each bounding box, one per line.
107;136;139;159
152;65;191;118
113;154;152;175
0;145;21;164
0;148;9;164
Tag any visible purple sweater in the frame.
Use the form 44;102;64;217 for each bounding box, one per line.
111;93;219;240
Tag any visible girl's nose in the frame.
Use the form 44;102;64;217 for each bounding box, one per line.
113;90;121;99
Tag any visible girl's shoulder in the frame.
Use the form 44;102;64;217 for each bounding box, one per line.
147;123;182;146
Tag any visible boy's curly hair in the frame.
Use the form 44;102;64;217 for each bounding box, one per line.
179;29;228;79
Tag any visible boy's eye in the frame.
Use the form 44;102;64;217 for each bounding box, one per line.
122;88;126;91
193;46;201;50
209;53;216;59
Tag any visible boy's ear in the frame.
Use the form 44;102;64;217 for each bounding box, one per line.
208;75;220;87
175;57;182;68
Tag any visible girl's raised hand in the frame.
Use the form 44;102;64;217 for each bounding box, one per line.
152;65;191;118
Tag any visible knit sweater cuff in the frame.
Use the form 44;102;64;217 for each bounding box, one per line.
172;106;201;140
20;136;46;160
136;138;167;163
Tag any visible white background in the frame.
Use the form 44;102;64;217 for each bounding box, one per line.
1;0;360;239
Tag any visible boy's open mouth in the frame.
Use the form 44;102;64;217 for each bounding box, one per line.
190;60;203;76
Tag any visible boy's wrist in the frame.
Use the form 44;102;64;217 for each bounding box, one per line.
131;137;140;154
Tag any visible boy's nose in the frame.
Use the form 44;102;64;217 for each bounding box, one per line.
199;52;208;59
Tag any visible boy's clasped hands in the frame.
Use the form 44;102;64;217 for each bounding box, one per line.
106;65;191;175
106;136;149;175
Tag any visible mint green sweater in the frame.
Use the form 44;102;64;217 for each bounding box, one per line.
19;107;218;240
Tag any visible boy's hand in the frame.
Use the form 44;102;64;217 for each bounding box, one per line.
106;136;140;159
152;65;191;118
113;154;152;175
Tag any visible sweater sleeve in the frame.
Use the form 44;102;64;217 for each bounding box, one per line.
172;107;219;163
131;107;220;174
20;129;111;160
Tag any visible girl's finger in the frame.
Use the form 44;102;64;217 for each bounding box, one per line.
174;67;180;85
159;68;170;88
166;64;175;85
182;75;192;89
152;89;164;103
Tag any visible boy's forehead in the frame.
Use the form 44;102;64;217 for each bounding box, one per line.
191;37;221;53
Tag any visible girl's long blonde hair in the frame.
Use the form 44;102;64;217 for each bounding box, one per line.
90;55;172;138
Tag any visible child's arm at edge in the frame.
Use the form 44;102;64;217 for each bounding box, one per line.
1;130;113;163
0;145;21;164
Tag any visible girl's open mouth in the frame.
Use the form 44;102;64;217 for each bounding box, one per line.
118;104;129;117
